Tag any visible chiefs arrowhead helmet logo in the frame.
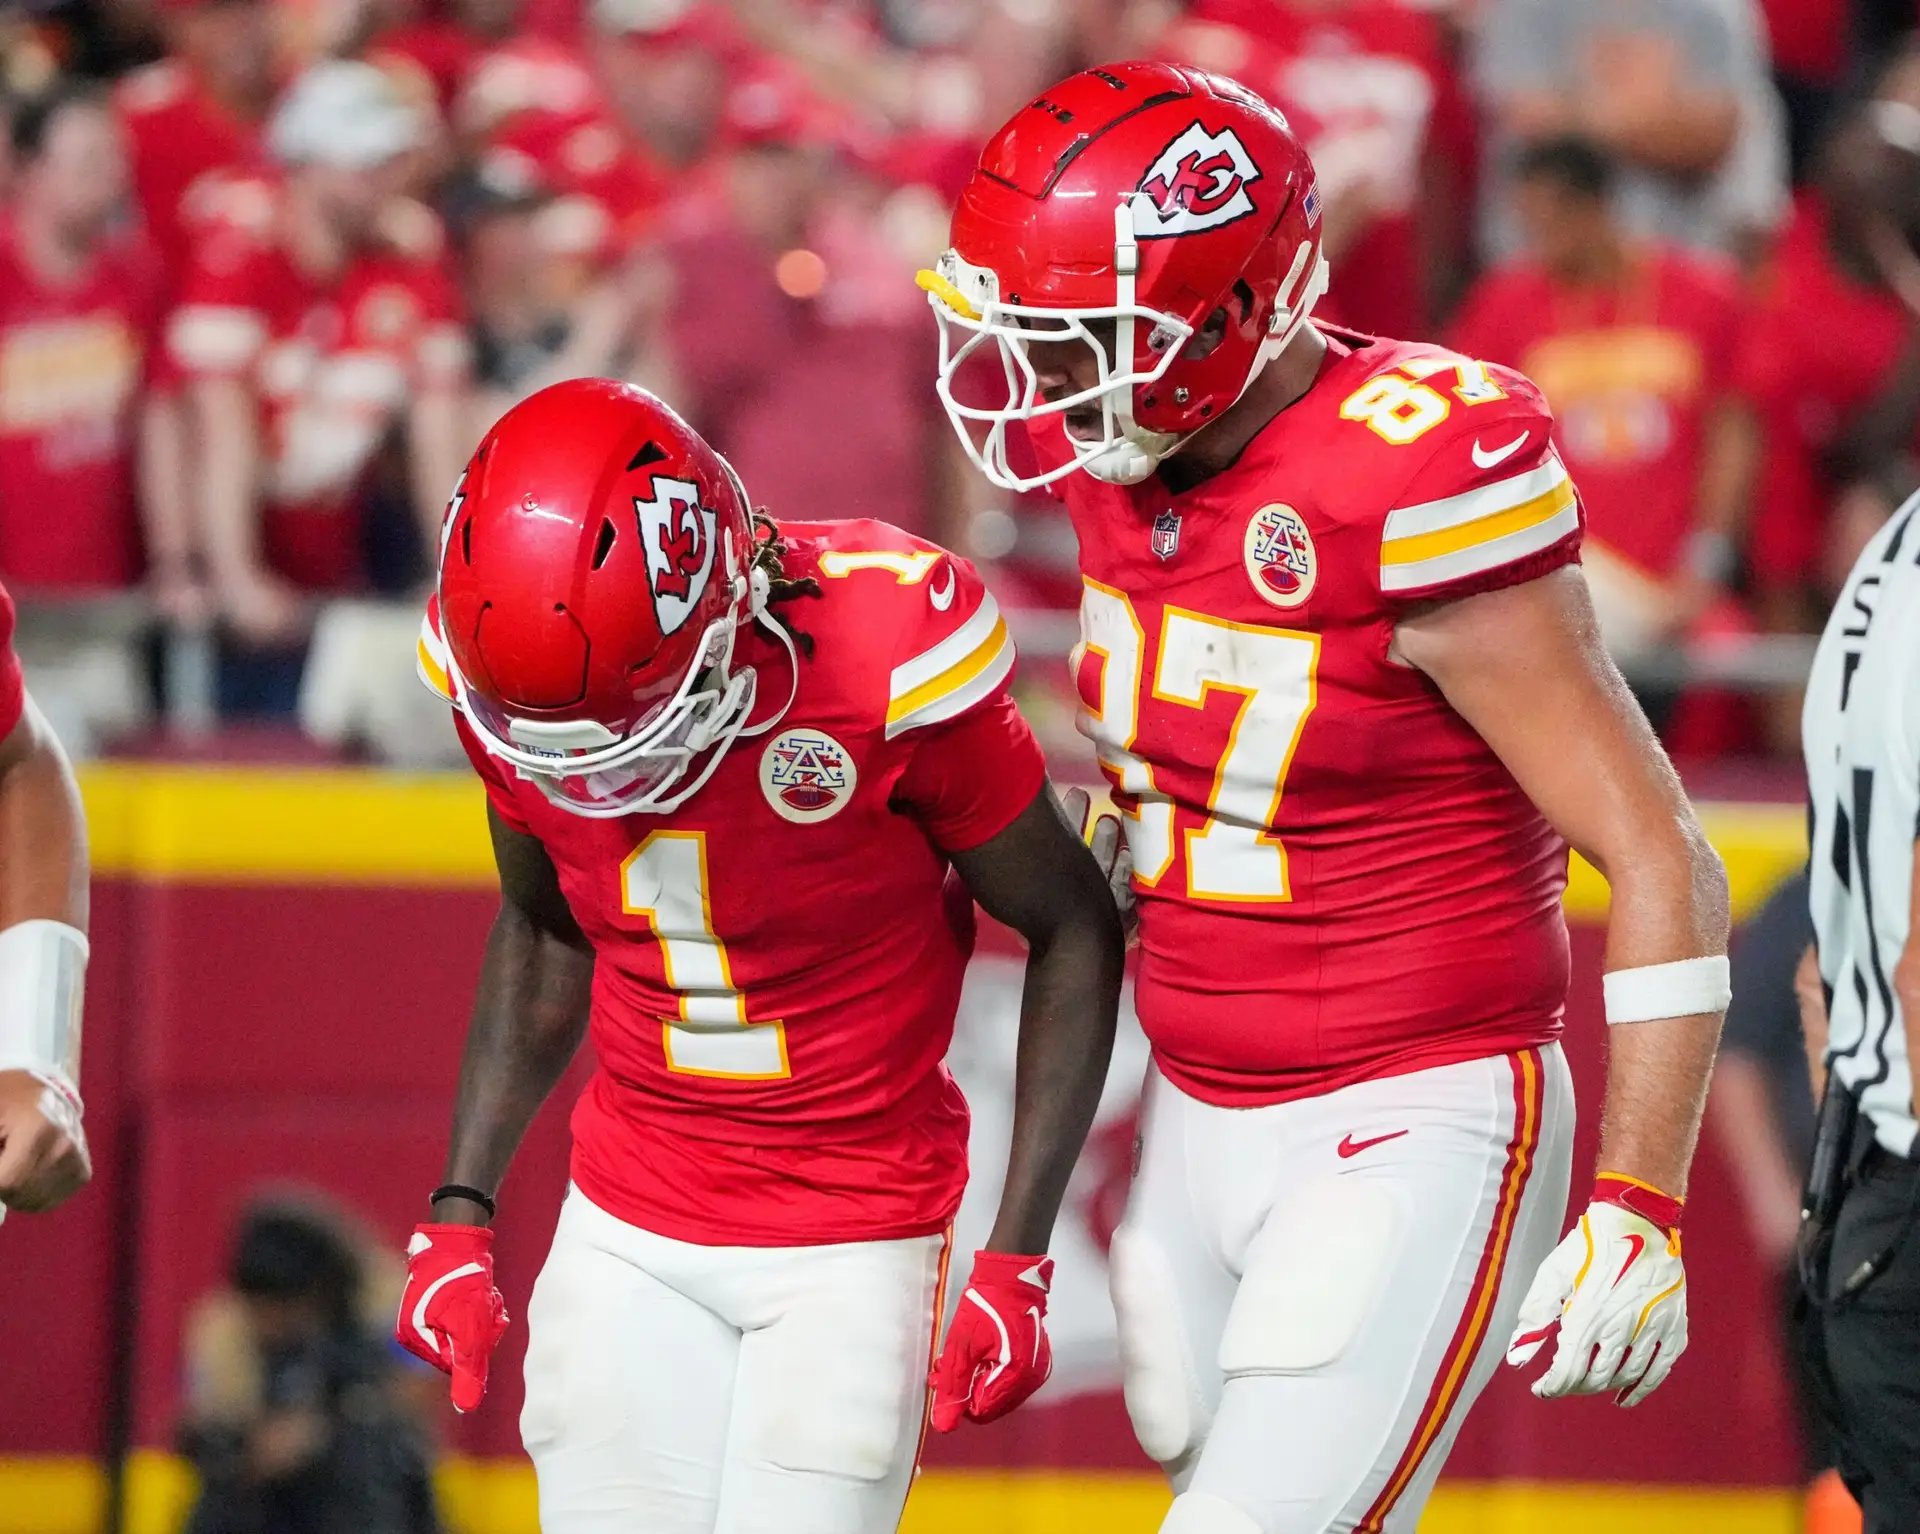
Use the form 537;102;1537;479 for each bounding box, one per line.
1133;123;1263;239
632;475;718;636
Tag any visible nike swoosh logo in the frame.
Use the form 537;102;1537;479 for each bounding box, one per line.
1026;1305;1044;1367
1336;1130;1409;1159
929;564;957;611
411;1260;486;1354
1472;430;1530;469
1614;1233;1646;1287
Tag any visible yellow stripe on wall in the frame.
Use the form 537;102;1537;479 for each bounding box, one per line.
75;765;1808;921
7;1456;1805;1534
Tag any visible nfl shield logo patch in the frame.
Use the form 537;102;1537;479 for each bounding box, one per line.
1151;508;1182;561
759;728;858;824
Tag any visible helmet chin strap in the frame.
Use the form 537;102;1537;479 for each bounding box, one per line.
1086;213;1330;485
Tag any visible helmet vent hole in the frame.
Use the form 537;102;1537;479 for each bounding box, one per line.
460;516;472;565
592;517;617;569
553;602;566;614
627;440;667;472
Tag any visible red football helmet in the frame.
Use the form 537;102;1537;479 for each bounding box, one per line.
435;378;774;817
922;61;1328;490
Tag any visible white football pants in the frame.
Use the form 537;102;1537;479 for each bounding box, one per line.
1111;1046;1575;1534
521;1188;948;1534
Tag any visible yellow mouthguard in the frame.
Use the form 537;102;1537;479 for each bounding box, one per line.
916;269;981;321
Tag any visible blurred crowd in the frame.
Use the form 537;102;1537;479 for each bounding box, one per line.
3;0;1920;762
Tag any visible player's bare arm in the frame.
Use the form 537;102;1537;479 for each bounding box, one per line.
0;694;91;1215
435;806;596;1227
1394;567;1728;1191
932;784;1125;1431
950;787;1125;1255
397;805;593;1410
1395;565;1729;1403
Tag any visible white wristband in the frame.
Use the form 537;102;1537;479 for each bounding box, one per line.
1602;955;1731;1024
0;919;87;1098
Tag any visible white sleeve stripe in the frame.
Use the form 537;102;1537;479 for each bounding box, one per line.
884;634;1015;739
1381;454;1569;542
1380;503;1580;594
889;593;1002;699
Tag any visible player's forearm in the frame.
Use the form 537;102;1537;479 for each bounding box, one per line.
985;914;1123;1255
1593;831;1730;1196
0;702;88;933
193;380;266;584
137;395;197;576
440;904;593;1221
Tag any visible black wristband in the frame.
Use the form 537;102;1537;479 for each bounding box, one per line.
430;1183;497;1220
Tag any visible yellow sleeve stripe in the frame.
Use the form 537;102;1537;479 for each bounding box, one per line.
885;618;1014;738
417;612;455;702
1379;497;1580;595
890;594;1002;696
1381;477;1577;568
1382;453;1568;541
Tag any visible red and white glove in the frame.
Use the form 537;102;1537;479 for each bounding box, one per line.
396;1224;510;1413
1505;1175;1688;1408
931;1251;1054;1431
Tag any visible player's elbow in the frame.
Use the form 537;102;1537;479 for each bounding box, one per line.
1600;810;1730;949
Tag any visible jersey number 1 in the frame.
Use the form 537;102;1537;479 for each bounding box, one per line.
1076;582;1318;902
620;832;790;1080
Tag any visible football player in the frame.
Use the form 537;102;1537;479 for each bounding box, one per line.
396;379;1125;1533
0;577;91;1220
923;63;1732;1534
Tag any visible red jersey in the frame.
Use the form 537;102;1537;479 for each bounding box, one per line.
1734;194;1913;585
1056;330;1578;1106
424;521;1047;1246
115;62;263;285
166;185;470;590
0;580;22;739
1449;247;1741;578
0;223;164;591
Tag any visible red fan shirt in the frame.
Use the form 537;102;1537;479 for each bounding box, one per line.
429;520;1048;1245
1449;246;1741;578
0;221;165;591
115;61;264;285
1734;194;1914;585
166;183;470;590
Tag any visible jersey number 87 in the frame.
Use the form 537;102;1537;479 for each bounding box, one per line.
1075;580;1319;903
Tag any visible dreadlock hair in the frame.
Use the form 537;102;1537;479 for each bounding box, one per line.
749;511;822;656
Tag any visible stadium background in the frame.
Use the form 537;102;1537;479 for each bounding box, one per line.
0;0;1915;1526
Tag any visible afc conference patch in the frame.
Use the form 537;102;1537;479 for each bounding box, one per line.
1244;502;1316;608
1151;508;1182;560
760;727;857;823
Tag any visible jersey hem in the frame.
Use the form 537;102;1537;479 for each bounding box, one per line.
1150;1021;1565;1108
567;1160;962;1249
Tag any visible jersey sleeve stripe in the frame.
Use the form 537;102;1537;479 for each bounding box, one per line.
1379;501;1581;594
417;611;455;701
1380;454;1570;542
885;624;1015;738
1381;476;1577;568
889;593;1003;698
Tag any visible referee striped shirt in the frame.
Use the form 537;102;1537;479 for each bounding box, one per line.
1804;494;1920;1157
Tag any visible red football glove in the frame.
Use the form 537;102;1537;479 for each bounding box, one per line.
396;1224;510;1413
930;1251;1055;1431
